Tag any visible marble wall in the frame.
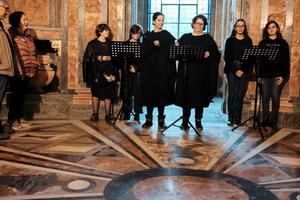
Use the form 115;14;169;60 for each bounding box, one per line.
4;0;300;112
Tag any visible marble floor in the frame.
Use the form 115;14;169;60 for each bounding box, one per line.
0;98;299;200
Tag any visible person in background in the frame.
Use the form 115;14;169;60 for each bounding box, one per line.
83;24;118;123
141;12;176;130
175;14;220;131
224;19;253;126
4;11;39;131
0;0;15;140
119;24;143;121
258;20;290;129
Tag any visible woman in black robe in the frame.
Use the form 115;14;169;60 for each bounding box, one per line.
141;12;176;129
82;24;118;122
119;24;143;121
175;15;220;131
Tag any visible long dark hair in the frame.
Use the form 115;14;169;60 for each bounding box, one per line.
8;11;26;37
129;24;143;41
95;23;112;41
230;19;249;38
262;20;282;40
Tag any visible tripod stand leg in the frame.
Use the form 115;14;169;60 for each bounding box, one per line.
231;116;253;131
113;106;123;125
161;116;183;134
187;121;202;137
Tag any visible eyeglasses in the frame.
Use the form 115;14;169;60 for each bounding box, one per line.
194;22;204;26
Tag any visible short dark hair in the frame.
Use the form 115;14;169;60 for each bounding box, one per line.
95;23;111;38
230;19;249;38
262;20;282;40
191;14;208;31
9;11;24;28
129;24;143;41
152;12;164;23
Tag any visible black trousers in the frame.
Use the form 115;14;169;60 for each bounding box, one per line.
261;77;286;124
227;72;249;122
7;76;29;123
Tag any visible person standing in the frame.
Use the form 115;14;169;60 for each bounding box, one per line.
224;19;253;126
141;12;176;129
83;24;118;122
5;11;39;130
119;24;143;121
0;0;14;140
175;15;220;131
259;20;290;129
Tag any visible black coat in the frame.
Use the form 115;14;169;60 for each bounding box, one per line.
82;39;118;87
141;30;176;107
175;33;221;108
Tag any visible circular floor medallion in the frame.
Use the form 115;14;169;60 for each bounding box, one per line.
104;168;277;200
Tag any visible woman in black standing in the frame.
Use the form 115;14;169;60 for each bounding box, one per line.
141;12;176;129
259;20;290;129
175;14;220;131
120;24;143;121
224;19;253;126
83;24;118;122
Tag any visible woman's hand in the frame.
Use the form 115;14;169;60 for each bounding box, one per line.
235;70;244;77
102;56;111;61
109;75;116;81
204;51;210;58
275;76;284;85
129;65;136;73
98;56;111;61
153;40;160;47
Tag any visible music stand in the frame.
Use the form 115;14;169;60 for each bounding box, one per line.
161;45;204;137
232;46;279;139
111;41;141;125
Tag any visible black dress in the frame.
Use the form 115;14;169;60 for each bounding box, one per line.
82;39;118;100
141;30;176;107
175;33;220;108
118;41;142;114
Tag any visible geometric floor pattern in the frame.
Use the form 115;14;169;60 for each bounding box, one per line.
0;98;299;199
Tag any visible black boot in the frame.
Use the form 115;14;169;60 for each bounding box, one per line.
134;113;140;121
195;118;203;130
0;121;10;140
158;115;166;129
180;117;189;130
142;114;153;128
90;113;99;122
3;121;15;134
122;112;130;120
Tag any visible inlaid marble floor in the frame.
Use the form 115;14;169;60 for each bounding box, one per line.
0;98;299;200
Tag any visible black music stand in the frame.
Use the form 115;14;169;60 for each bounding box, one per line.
232;46;279;139
161;45;204;137
111;41;141;125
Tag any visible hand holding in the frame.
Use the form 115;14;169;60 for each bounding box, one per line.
275;76;284;85
204;51;210;58
129;65;136;73
235;70;244;77
154;40;160;47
